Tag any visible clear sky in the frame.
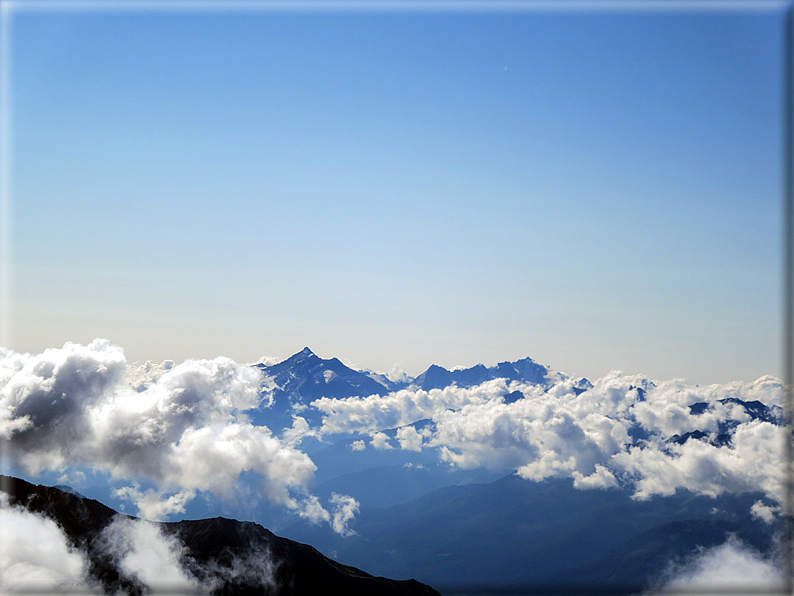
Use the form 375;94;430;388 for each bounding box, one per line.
5;2;787;384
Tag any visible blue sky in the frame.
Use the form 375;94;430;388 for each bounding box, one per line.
6;3;786;383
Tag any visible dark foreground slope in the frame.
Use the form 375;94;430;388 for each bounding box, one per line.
0;475;440;596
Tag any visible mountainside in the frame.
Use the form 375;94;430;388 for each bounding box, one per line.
0;476;441;596
257;347;391;402
251;348;393;428
280;474;781;593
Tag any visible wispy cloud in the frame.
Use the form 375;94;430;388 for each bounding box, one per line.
649;536;785;595
98;516;202;594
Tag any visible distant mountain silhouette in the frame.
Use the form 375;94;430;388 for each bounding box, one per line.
250;348;568;429
256;348;565;403
0;476;440;596
258;347;391;402
251;347;394;427
413;357;554;390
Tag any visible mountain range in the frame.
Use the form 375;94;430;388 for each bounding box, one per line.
4;346;785;595
254;347;565;401
250;347;574;429
241;348;785;593
279;474;780;593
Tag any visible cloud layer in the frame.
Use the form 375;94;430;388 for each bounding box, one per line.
1;339;785;534
312;371;787;504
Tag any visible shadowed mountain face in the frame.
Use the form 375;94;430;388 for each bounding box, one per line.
280;475;782;594
688;397;783;426
256;347;391;403
0;476;441;596
251;347;394;428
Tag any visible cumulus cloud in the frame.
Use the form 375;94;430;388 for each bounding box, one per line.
612;419;785;501
309;369;787;505
122;359;175;393
314;378;526;435
0;341;358;534
396;425;424;451
572;463;619;490
0;494;94;594
750;500;781;525
281;415;318;447
4;339;784;534
0;340;127;466
370;431;393;450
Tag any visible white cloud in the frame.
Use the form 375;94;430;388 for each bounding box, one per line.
123;359;175;392
254;355;281;367
4;340;783;534
199;546;278;592
114;485;197;521
370;431;393;450
284;494;331;526
99;516;203;594
308;368;786;505
0;495;94;593
280;415;317;447
0;341;358;534
612;419;785;502
652;536;784;594
350;440;366;451
313;378;526;435
329;493;360;537
57;470;86;486
396;425;424;452
385;364;408;384
572;464;619;490
750;500;780;525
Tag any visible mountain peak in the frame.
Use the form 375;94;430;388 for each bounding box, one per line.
283;347;318;363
